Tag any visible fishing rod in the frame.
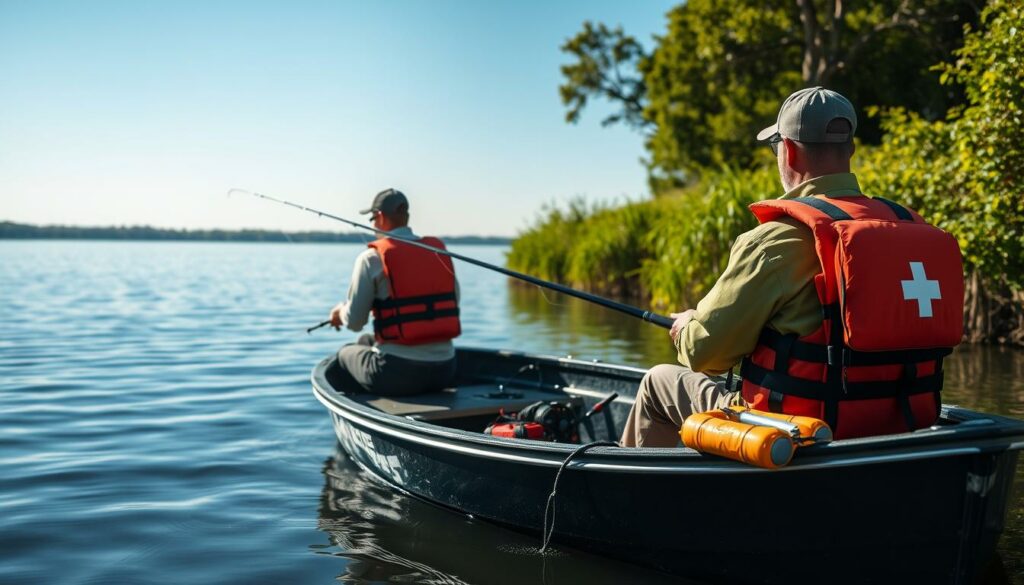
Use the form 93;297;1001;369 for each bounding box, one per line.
307;320;331;334
230;188;674;331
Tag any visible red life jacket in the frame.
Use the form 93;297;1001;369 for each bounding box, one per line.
740;195;964;439
368;236;461;345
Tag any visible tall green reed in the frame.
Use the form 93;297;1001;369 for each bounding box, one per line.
506;166;779;309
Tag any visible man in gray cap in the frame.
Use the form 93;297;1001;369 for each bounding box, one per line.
328;188;461;396
621;87;864;446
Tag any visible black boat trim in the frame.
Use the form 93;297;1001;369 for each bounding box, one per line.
312;381;1016;475
314;350;1024;440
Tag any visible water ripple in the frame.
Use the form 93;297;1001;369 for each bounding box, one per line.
1;240;1021;584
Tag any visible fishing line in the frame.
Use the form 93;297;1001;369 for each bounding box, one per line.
534;285;568;307
435;250;457;278
540;440;618;554
231;188;675;331
227;189;333;332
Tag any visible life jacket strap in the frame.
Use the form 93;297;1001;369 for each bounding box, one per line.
372;291;457;310
756;328;953;367
372;291;459;333
739;359;944;401
373;308;460;331
824;302;846;429
899;363;918;431
873;197;914;221
791;197;853;221
770;333;797;413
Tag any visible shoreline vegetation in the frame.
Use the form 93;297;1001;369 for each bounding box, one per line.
509;0;1023;345
0;221;511;245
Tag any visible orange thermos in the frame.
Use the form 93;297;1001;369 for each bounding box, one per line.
680;411;795;469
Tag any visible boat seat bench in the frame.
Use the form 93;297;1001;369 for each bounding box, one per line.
349;383;566;422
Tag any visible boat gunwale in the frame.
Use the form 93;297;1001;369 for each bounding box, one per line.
311;347;1024;473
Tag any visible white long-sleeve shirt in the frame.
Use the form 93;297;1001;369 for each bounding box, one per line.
339;226;459;361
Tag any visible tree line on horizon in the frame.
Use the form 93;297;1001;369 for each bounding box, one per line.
0;221;511;245
509;0;1023;345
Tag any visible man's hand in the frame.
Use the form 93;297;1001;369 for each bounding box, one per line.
669;309;697;344
329;303;345;331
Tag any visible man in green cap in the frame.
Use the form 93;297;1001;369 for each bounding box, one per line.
328;188;461;396
621;87;862;447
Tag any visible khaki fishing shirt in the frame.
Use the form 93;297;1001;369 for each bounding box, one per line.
675;173;865;375
340;226;459;362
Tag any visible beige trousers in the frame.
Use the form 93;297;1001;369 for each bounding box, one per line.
620;364;742;448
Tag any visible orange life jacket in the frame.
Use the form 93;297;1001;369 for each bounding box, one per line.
368;236;461;345
740;195;964;439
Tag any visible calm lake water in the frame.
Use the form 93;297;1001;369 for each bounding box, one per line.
1;240;1021;584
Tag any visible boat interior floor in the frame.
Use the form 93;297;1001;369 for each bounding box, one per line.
332;379;577;434
349;384;559;420
324;359;577;431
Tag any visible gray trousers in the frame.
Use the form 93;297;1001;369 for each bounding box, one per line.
620;364;742;448
335;334;457;397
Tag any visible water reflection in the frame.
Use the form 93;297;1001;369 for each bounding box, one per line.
317;450;690;585
944;345;1024;418
505;283;676;367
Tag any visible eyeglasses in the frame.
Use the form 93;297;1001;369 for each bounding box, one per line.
767;133;784;156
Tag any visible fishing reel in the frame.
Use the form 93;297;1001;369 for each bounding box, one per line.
517;400;581;443
485;398;583;443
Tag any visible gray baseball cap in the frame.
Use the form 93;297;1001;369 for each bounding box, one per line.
360;188;409;215
757;87;857;143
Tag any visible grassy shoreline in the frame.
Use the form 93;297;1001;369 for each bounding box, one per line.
0;221;511;245
507;166;776;309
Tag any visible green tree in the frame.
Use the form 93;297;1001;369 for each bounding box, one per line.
559;22;649;130
560;0;978;189
858;0;1023;342
533;0;1021;344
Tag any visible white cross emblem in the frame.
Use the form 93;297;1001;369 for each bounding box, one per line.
901;261;942;318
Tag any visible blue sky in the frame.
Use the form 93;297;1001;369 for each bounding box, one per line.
0;0;675;236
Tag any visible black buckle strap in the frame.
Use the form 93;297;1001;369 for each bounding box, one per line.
373;291;459;334
373;291;457;310
757;328;952;367
759;328;828;363
821;302;841;321
774;333;797;373
792;197;853;221
823;299;843;432
899;363;918;430
740;360;943;402
373;307;460;331
771;333;796;413
873;197;914;221
842;347;952;366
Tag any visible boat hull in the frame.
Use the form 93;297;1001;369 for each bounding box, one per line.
313;348;1024;584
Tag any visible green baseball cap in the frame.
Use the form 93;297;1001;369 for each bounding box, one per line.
360;188;409;215
757;86;857;143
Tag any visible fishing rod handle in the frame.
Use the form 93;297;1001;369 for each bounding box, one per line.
307;319;332;334
643;311;674;329
583;392;620;420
